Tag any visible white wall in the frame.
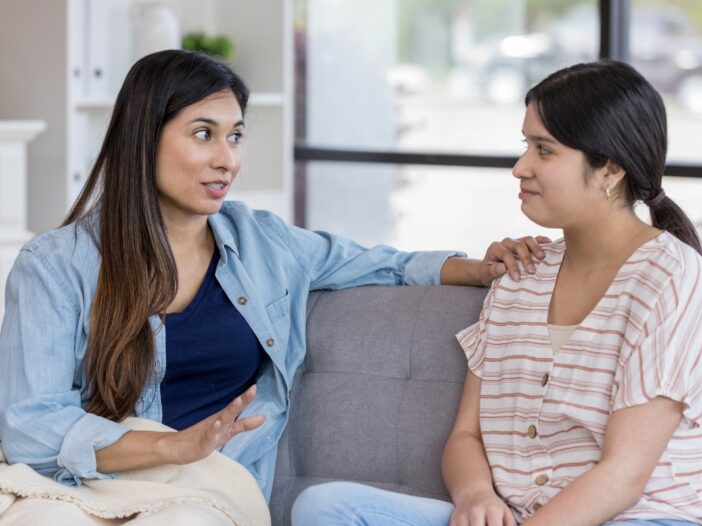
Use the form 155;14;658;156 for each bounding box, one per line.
0;0;69;234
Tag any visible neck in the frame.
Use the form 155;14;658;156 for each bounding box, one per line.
562;205;654;266
161;209;213;256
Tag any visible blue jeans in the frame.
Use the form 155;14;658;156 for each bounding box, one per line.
291;482;699;526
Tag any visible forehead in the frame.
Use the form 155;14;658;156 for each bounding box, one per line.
522;103;549;134
176;90;243;123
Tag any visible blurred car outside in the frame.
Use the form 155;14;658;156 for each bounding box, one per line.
459;4;702;112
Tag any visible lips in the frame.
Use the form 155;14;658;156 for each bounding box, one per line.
202;180;230;198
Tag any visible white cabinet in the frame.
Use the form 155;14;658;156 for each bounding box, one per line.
0;121;46;321
0;0;293;234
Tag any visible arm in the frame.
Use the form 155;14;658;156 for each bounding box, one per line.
0;249;128;484
523;397;684;526
272;210;548;289
96;386;264;472
442;372;516;526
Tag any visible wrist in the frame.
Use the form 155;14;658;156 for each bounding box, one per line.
153;431;178;465
440;257;482;286
453;483;497;506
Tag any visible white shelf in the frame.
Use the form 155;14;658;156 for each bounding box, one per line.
248;92;285;106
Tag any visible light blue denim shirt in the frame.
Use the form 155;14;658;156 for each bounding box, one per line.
0;201;463;500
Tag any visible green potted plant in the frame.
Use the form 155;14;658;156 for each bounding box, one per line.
181;32;235;60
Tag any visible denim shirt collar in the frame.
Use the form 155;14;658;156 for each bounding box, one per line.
208;213;239;260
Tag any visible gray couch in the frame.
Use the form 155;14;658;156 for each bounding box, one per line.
269;285;488;525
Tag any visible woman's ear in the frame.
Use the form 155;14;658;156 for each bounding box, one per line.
602;160;626;193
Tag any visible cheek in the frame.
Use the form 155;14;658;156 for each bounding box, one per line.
156;145;203;192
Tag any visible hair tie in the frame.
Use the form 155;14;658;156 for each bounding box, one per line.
645;189;666;207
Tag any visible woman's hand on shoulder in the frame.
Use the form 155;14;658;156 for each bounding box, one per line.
451;490;516;526
441;236;550;287
479;235;550;286
158;385;265;465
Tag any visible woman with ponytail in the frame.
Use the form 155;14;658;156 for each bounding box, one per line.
294;62;702;525
0;50;544;523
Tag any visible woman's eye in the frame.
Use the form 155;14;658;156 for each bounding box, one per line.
538;144;551;155
195;129;211;140
228;132;244;144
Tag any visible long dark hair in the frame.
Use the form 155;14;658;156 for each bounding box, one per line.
63;50;249;421
525;61;701;253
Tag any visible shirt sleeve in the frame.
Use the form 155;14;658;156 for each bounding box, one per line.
0;249;129;486
259;210;466;289
456;282;498;378
611;259;702;427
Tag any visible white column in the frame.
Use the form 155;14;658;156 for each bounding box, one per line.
0;121;46;321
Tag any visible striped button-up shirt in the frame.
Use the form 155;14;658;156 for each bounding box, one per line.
458;232;702;523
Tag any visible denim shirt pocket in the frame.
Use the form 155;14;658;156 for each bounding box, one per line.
265;289;290;325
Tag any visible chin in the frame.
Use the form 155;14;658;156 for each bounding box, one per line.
197;199;226;215
521;203;559;229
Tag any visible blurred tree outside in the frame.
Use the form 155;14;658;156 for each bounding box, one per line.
633;0;702;33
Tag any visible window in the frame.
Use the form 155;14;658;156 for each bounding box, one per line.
295;0;702;249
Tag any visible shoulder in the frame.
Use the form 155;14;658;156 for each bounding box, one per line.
637;232;701;292
15;220;100;294
22;220;98;267
491;238;564;294
624;233;702;325
653;231;702;275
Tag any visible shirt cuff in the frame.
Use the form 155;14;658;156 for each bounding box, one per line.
403;251;466;286
55;413;130;486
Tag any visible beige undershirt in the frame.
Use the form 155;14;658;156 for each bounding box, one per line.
548;324;578;352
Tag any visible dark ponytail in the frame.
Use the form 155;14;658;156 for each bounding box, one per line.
526;61;701;254
649;195;702;253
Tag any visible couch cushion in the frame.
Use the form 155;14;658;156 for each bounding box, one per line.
270;285;487;525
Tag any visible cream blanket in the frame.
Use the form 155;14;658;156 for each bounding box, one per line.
0;418;270;525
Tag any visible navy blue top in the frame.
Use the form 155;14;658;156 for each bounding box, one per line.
161;250;265;431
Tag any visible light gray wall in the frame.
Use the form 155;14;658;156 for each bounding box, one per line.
0;0;68;234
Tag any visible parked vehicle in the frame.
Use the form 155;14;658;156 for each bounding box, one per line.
466;5;702;112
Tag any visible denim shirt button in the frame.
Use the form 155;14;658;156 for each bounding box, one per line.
237;296;248;305
266;338;275;347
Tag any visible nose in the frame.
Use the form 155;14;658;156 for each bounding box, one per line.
512;150;532;181
213;138;240;175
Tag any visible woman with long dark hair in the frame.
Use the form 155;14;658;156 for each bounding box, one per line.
293;62;702;525
0;49;542;523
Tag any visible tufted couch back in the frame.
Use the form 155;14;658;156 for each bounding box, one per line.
269;285;488;525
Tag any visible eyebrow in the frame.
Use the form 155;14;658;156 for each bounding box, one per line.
522;132;557;144
189;117;245;128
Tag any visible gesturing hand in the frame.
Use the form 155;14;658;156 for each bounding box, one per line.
159;385;265;465
479;235;551;286
451;491;517;526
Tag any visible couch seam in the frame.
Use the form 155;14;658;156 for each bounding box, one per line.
395;287;431;489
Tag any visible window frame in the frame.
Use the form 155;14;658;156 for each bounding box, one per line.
293;0;702;227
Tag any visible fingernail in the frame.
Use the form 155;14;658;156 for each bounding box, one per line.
528;264;535;273
538;251;545;258
511;272;520;281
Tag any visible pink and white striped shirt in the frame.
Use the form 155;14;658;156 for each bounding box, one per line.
457;232;702;523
